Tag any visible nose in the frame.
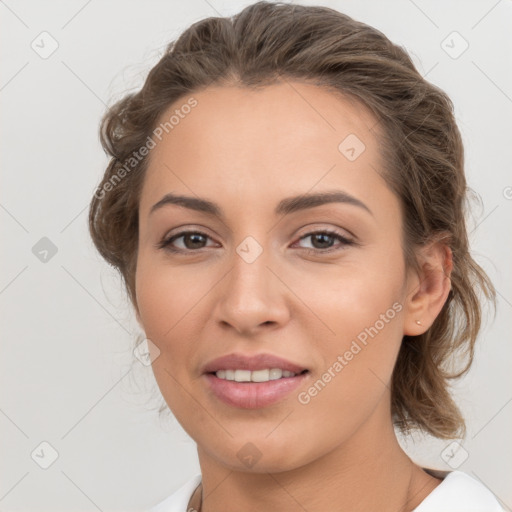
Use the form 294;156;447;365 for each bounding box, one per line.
214;243;291;336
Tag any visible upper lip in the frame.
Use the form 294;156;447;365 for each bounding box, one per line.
202;353;308;374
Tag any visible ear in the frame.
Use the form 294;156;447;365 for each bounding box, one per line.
403;239;453;336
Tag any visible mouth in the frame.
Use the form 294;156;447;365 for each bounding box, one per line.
203;369;310;409
201;352;308;375
207;368;309;382
201;352;311;409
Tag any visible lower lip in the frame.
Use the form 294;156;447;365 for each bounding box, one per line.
203;372;309;409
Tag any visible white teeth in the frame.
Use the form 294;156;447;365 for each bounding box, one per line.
269;368;283;380
251;369;270;382
234;369;252;382
214;368;299;382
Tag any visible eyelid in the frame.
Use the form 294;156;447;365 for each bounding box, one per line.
156;227;218;251
294;223;356;241
292;228;356;254
160;224;217;241
157;224;357;255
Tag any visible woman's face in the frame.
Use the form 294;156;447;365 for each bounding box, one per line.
135;82;417;472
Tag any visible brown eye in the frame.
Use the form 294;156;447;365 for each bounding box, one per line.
295;230;354;254
158;231;214;252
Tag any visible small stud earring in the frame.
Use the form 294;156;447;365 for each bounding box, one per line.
415;320;422;326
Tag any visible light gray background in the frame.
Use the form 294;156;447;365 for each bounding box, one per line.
1;0;511;510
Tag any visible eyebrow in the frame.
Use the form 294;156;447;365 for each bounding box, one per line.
149;190;373;218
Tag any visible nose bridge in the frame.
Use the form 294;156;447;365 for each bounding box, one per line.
228;233;274;300
215;231;289;332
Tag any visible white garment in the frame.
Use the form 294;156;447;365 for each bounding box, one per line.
148;469;505;512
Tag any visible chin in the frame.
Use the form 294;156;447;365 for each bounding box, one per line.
198;431;321;474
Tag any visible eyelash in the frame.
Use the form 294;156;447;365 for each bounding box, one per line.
156;229;355;255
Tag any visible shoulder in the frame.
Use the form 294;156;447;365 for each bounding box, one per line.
146;470;505;512
413;469;505;512
148;474;202;512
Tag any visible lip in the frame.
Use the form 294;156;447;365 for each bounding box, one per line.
201;352;308;374
203;371;310;409
201;352;310;409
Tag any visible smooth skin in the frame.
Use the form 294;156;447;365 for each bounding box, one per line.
135;81;452;512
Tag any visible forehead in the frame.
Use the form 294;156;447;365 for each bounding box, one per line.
151;81;380;154
139;81;391;219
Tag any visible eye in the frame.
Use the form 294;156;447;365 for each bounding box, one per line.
293;229;355;254
157;228;355;255
157;230;216;253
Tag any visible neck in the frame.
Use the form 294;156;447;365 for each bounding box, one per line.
194;399;441;512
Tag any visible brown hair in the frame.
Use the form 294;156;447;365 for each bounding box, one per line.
89;1;495;439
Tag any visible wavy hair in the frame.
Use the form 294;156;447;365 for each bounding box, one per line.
89;1;495;439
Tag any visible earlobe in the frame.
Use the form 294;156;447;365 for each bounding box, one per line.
403;242;453;336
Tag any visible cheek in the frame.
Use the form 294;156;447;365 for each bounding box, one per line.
297;248;405;343
135;260;202;418
296;250;405;414
135;255;204;339
134;258;194;391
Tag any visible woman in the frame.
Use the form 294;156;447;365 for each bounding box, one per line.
89;2;503;511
